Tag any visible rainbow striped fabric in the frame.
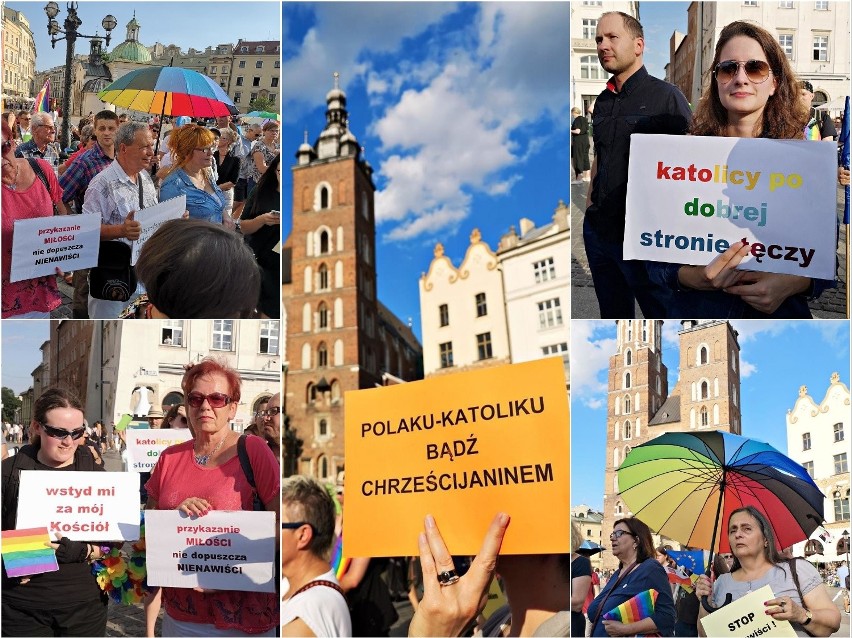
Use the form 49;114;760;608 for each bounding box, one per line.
33;80;50;113
602;588;658;624
2;527;59;577
330;534;349;579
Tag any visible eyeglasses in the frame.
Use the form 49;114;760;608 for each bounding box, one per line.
610;529;636;540
714;59;772;84
2;139;13;154
282;521;315;532
720;554;734;561
186;392;232;408
194;147;214;155
40;423;86;440
257;407;281;418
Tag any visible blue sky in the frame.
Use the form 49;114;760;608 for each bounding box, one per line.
2;321;50;395
283;2;570;339
638;1;691;80
571;320;852;511
7;1;281;73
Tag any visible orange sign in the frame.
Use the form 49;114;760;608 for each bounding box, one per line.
344;357;569;557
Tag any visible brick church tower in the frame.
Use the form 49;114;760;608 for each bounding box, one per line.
601;320;741;570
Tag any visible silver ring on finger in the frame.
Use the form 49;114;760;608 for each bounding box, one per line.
438;569;460;586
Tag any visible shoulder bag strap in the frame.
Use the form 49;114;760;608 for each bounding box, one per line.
291;579;345;598
592;561;640;627
138;175;144;210
236;434;264;510
27;158;60;216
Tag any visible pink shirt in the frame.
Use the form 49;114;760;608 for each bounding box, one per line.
2;158;62;317
146;436;280;634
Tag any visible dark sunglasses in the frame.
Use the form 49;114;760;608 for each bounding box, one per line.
257;407;281;418
186;392;232;408
41;423;86;440
714;59;772;84
2;139;12;154
282;521;316;533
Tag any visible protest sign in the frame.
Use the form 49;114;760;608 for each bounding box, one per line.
344;357;570;557
1;527;58;577
700;585;796;637
624;135;837;279
145;510;276;593
10;214;100;283
16;471;140;541
125;429;192;473
130;194;186;265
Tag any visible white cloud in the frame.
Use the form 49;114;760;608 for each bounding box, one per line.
740;360;757;378
571;321;616;408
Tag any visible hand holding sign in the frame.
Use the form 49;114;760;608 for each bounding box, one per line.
123;211;141;241
700;586;796;637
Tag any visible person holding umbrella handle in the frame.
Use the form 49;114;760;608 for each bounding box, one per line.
695;506;840;637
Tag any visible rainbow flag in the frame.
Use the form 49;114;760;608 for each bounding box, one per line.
602;588;658;624
2;527;59;577
33;79;50;113
330;534;349;579
804;117;821;141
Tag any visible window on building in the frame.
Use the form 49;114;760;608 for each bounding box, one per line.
160;320;184;346
234;92;241;103
238;60;246;68
802;460;814;478
319;230;330;254
475;292;487;317
319;455;329;479
583;0;603;5
815;0;828;8
236;76;244;86
625;350;632;365
259;320;278;354
835;452;848;474
700;406;709;427
624;372;631;389
624;421;632;439
250;92;258;102
319;186;330;209
813;35;828;61
268;94;276;105
274;60;280;68
439;342;453;368
582;18;598;39
624;395;631;414
318;302;329;329
476;332;493;360
533;257;556;283
541;343;568;355
803;432;812;451
778;0;793;7
212;320;233;350
700;346;708;365
834;422;845;442
317;343;328;368
537;298;563;329
318;418;328;437
439;304;449;327
252;77;260;87
318;264;329;290
700;381;709;399
580;54;604;80
269;78;278;88
834;491;850;521
778;34;793;57
256;60;263;68
743;0;757;5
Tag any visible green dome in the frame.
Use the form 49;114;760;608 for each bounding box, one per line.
111;40;151;63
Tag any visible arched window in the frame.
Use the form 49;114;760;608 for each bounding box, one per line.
318;302;329;329
642;321;648;341
625;349;632;366
320;186;329;209
306;383;316;403
624;445;632;458
700;380;709;399
318;264;329;290
615;501;623;514
624;395;631;414
624;371;631;389
319;456;329;479
319;418;329;437
624;421;632;439
700;406;709;427
317;342;328;368
700;346;708;365
626;322;633;341
319;230;330;255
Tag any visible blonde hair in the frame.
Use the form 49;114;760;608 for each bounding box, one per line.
163;123;215;177
572;521;582;552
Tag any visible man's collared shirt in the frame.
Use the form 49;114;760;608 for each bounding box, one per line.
59;142;115;212
82;160;158;246
587;65;692;242
15;139;61;168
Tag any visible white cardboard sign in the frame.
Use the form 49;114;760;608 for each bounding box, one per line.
144;510;276;593
624;135;837;279
130;195;186;265
17;471;140;540
125;429;192;473
700;585;796;637
10;214;101;282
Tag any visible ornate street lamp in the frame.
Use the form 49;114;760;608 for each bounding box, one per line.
43;2;116;148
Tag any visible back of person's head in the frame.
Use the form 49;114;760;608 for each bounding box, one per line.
135;219;260;319
571;521;582;552
614;516;656;563
167;123;215;172
94;110;119;126
691;20;806;139
282;475;337;559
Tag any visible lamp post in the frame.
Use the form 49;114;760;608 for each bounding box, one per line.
43;2;116;149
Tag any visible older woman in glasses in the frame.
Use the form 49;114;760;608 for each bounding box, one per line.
159;124;227;224
1;388;109;637
586;517;676;637
646;21;837;319
145;358;280;636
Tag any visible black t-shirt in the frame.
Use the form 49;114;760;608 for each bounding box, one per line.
571;554;593;636
242;186;280;271
818;111;837;139
2;446;105;608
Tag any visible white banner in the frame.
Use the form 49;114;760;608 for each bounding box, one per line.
145;510;276;593
10;214;100;282
130;195;186;265
624;135;837;279
125;429;192;473
17;471;140;540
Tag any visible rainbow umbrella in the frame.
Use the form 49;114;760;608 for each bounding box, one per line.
97;66;238;118
617;431;824;561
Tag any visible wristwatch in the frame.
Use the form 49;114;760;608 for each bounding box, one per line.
802;609;813;626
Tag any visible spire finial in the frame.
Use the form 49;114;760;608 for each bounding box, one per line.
333;71;340;90
303;129;308;144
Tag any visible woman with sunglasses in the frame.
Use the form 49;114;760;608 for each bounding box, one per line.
586;517;676;636
1;119;63;318
159;124;228;224
646;21;835;319
145;358;280;637
1;388;109;637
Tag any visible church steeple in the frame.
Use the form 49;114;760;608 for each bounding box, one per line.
317;72;350;160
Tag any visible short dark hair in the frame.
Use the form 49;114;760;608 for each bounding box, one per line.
94;110;119;126
34;388;85;426
601;11;644;39
614;517;656;564
135;219;260;318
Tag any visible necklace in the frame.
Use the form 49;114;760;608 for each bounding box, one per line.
194;432;227;465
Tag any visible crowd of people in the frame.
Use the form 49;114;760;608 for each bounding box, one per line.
576;12;850;320
1;110;281;320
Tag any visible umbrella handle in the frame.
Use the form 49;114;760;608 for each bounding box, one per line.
700;593;732;613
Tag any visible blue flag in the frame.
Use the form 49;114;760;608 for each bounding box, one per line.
665;550;706;575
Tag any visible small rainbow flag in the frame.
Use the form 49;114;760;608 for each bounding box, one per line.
330;534;349;580
33;79;50;113
2;527;59;577
804;117;821;141
602;588;658;624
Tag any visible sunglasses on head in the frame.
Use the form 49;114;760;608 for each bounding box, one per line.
186;392;232;408
714;59;772;84
41;422;86;440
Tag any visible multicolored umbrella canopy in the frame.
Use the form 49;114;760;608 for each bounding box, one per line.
98;66;238;118
617;431;824;556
